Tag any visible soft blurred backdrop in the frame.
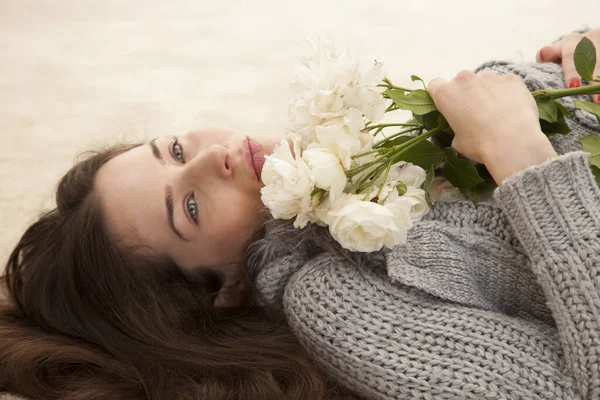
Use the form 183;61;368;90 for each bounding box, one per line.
0;0;598;264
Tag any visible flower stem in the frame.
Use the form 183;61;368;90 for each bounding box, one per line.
356;163;385;193
373;127;423;148
351;147;387;160
385;103;398;113
532;84;600;100
348;126;441;184
378;83;413;91
374;162;392;200
363;122;421;131
379;78;413;92
346;157;387;178
386;127;441;163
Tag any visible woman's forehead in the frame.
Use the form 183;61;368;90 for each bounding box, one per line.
95;144;164;250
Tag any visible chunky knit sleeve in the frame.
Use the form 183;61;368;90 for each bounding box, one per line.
494;152;600;400
283;248;583;399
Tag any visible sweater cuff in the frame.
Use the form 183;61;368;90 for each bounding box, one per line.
493;152;600;255
552;26;592;43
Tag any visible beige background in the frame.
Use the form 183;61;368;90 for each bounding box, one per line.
0;0;598;265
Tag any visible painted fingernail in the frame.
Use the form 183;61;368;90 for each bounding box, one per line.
569;78;581;88
593;95;599;104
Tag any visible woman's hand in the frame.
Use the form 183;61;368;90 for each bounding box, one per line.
536;28;600;103
428;71;558;185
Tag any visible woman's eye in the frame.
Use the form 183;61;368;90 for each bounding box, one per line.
187;195;198;224
171;139;185;163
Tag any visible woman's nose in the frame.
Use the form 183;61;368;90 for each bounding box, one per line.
184;144;232;181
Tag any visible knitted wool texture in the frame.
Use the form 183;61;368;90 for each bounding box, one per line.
248;60;600;399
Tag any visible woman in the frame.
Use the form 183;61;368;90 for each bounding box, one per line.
1;29;599;399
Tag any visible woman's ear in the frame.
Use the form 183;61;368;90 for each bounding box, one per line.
212;261;248;309
214;277;246;308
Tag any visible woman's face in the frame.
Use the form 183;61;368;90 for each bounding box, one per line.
95;128;284;307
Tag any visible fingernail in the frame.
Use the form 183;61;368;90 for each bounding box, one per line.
538;50;544;62
594;95;600;104
569;78;581;88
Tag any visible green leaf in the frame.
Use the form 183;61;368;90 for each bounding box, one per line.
311;187;327;196
555;102;571;117
574;37;597;81
540;117;570;136
458;179;494;202
422;166;436;208
415;111;440;130
437;113;449;130
396;181;407;196
423;165;435;191
431;129;454;149
537;99;558;123
578;135;600;188
457;164;496;202
578;134;600;168
388;136;445;170
443;148;485;189
574;99;600;124
591;165;600;187
386;89;437;115
411;74;427;89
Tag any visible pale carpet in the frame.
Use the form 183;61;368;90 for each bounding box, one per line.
1;0;598;266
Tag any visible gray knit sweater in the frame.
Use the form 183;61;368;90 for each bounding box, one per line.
248;60;600;399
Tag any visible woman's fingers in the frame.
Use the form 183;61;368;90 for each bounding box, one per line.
537;43;562;63
537;30;600;103
427;77;449;106
560;34;587;89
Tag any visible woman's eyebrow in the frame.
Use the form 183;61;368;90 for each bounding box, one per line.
149;139;165;165
165;185;189;242
148;139;189;242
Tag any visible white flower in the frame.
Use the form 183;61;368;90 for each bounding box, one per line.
374;162;427;189
315;193;409;252
402;188;430;222
396;163;427;188
314;111;373;169
289;38;387;150
383;187;431;223
314;118;361;169
301;144;347;200
260;139;315;228
344;60;387;122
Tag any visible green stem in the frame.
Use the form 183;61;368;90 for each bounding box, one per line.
356;164;385;193
351;147;386;160
385;103;397;113
374;162;393;200
386;127;441;164
373;127;423;148
532;84;600;100
346;157;387;178
378;83;413;92
363;122;421;131
349;127;440;181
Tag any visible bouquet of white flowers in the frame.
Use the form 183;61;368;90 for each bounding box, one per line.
261;37;600;253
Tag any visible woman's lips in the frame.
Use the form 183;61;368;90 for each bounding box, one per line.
243;137;265;182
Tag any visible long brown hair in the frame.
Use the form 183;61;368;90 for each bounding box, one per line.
0;144;357;400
